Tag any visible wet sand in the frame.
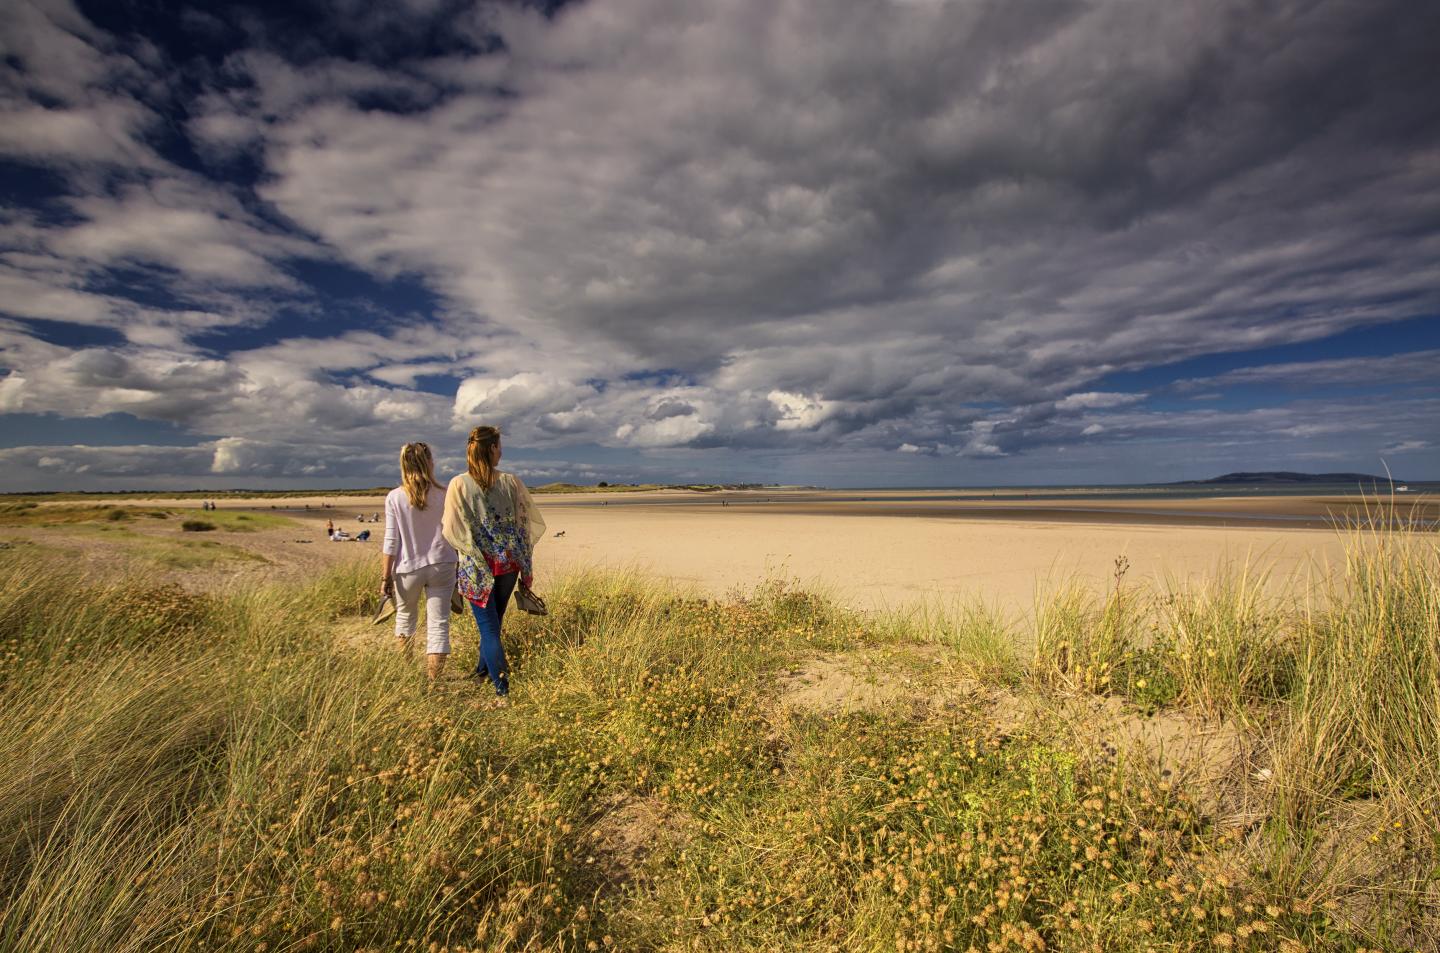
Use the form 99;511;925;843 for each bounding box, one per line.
531;487;1438;530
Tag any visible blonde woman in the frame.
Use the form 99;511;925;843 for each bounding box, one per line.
442;425;545;699
381;442;459;685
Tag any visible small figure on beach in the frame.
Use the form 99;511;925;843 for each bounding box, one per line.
443;425;545;701
325;519;334;538
380;442;458;688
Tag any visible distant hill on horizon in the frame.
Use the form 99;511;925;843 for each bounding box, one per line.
1167;471;1406;486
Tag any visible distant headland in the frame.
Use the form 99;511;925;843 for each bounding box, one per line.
1167;471;1405;486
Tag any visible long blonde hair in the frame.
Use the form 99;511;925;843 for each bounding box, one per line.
466;425;501;491
399;442;443;509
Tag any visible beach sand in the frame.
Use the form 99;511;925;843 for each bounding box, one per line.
535;494;1352;618
9;488;1401;618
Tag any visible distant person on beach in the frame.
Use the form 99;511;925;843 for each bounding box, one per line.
326;519;334;537
381;442;458;688
443;425;545;701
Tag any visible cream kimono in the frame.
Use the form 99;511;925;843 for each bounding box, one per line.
441;470;545;607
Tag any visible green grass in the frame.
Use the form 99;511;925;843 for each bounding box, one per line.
175;509;295;532
0;503;157;527
533;483;668;494
0;490;390;503
5;521;269;571
0;503;294;534
0;529;1435;952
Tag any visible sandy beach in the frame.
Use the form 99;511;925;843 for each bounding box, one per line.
115;487;1401;617
7;487;1413;617
534;492;1356;617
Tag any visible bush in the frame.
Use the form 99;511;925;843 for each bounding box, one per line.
105;508;128;522
180;520;215;532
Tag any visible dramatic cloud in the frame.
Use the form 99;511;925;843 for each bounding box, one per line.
1174;350;1440;392
1;0;1438;487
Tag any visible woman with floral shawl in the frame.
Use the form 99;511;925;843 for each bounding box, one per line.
442;425;545;699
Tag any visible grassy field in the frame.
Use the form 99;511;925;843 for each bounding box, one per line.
0;501;295;532
0;490;392;503
0;526;1434;951
0;503;294;570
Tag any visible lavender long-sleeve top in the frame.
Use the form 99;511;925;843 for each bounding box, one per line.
382;483;458;574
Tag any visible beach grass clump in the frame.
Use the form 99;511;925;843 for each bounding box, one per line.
179;519;215;532
1156;565;1298;720
870;599;1023;684
188;509;294;533
1032;556;1149;697
1265;527;1440;918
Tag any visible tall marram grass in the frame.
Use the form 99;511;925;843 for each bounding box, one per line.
1026;522;1439;946
2;523;1435;951
1265;524;1440;939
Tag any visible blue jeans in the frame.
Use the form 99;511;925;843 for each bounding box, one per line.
470;571;518;695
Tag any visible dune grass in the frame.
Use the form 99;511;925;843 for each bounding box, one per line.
0;502;293;533
0;527;1435;952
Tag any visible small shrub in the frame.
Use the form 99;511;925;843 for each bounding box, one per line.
180;520;215;532
105;508;129;521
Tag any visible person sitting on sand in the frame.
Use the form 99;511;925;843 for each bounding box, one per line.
442;425;545;701
381;442;459;688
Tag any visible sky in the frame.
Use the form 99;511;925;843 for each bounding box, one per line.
1;0;1437;491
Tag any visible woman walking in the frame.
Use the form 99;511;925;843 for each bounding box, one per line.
380;442;458;687
443;425;545;700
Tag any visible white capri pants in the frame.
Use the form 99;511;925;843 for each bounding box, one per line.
393;560;457;654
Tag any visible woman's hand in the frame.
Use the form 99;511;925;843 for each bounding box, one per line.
380;552;396;599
